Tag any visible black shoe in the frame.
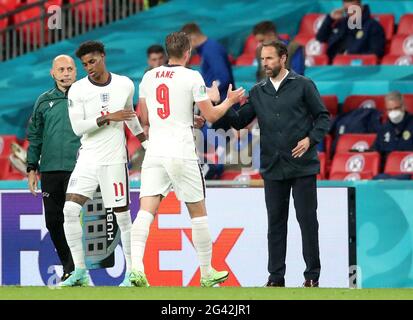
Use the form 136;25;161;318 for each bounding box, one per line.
265;279;285;287
303;280;319;288
61;273;72;282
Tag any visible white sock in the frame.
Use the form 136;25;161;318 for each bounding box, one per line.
114;210;132;272
63;201;86;269
131;210;154;272
192;216;212;278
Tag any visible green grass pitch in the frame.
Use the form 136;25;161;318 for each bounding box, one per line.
0;287;413;300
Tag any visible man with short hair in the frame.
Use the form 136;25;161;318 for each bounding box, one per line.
146;44;166;72
316;0;385;61
129;31;245;287
27;55;79;282
253;20;305;80
373;91;413;171
224;40;330;287
60;41;146;287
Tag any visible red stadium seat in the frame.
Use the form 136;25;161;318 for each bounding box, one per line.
0;156;11;180
397;14;413;35
321;95;338;117
329;172;374;181
241;34;258;56
335;134;377;154
305;54;329;66
1;0;20;11
0;135;17;157
342;95;385;113
381;54;413;65
324;134;332;163
372;14;394;41
298;13;326;36
389;35;413;56
332;54;378;66
317;152;326;180
69;0;105;26
403;94;413;114
188;54;201;65
294;34;327;56
234;53;255;66
0;5;8;31
330;152;380;177
384;151;413;175
13;4;49;45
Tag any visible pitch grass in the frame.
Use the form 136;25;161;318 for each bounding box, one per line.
0;287;413;300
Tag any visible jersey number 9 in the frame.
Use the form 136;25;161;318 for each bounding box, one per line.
156;84;170;119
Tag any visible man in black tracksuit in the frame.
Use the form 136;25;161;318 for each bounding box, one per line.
224;41;330;287
27;55;80;281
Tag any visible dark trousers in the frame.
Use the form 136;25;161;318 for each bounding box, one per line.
264;175;320;282
41;171;74;274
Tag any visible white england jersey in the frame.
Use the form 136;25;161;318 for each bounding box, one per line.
139;65;209;160
68;73;137;165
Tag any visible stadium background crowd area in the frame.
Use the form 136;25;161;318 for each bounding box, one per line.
0;0;413;183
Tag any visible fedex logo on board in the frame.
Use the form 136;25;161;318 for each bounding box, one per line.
0;191;243;286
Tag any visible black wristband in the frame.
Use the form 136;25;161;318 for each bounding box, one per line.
26;164;37;173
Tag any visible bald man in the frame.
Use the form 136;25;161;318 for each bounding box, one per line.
27;55;80;282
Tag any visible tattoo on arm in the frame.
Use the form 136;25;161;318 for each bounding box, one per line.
96;115;108;127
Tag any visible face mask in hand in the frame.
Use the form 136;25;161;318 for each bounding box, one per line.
388;109;405;124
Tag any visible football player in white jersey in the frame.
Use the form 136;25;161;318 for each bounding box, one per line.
61;41;146;287
130;32;245;287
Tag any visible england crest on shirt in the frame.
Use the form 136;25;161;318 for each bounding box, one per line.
100;93;110;105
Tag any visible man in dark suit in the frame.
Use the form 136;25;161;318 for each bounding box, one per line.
224;40;330;287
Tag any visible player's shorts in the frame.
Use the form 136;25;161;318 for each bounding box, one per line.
140;156;205;203
66;162;129;208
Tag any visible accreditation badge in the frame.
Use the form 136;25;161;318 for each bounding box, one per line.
403;130;411;141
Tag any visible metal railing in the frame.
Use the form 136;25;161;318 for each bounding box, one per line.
0;0;143;62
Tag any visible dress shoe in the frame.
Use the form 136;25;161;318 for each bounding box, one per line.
265;279;285;287
303;280;319;287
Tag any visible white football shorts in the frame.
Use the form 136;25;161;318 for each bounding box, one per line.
140;156;205;203
66;162;130;208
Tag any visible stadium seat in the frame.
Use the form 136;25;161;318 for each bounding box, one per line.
321;95;338;117
329;172;374;181
332;54;378;66
403;94;413;114
241;34;258;56
381;54;413;65
294;34;327;56
188;54;201;65
342;95;385;113
372;14;394;42
13;4;47;45
330;152;380;177
305;54;329;66
335;133;377;154
317;152;326;180
234;53;255;66
384;151;413;175
1;0;20;11
397;14;413;35
389;34;413;56
324;134;332;163
69;0;105;26
0;135;17;157
298;13;325;36
0;5;8;31
0;156;11;180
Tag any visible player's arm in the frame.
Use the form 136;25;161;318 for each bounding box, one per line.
124;81;147;148
197;84;245;123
